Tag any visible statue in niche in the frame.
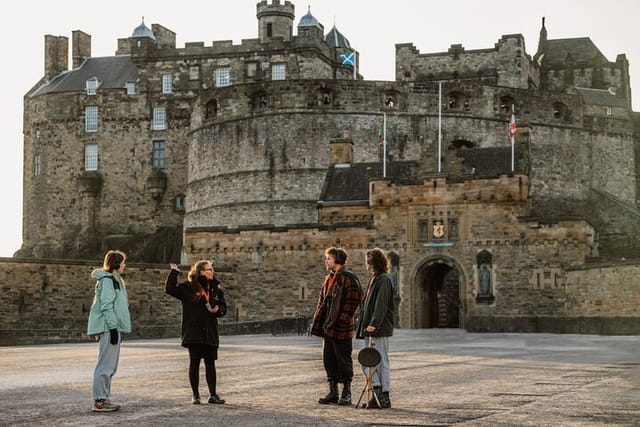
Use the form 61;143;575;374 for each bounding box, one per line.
476;249;494;302
479;264;491;296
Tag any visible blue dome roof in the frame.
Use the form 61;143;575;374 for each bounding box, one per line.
325;25;351;49
298;7;322;29
132;19;156;40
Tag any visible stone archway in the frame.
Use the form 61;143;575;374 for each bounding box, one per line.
412;256;465;329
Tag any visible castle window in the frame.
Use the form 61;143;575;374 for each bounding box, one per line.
189;66;200;81
552;102;568;120
246;62;258;79
85;106;98;132
126;82;137;95
271;63;286;81
448;91;463;109
384;93;396;108
162;73;173;94
605;106;612;116
267;23;273;37
205;99;218;119
153;107;166;130
86;77;100;95
34;154;41;177
215;67;230;87
152;140;166;169
499;95;514;113
175;194;185;212
84;144;98;171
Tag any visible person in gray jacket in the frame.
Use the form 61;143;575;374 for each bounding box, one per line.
355;247;394;408
87;250;131;412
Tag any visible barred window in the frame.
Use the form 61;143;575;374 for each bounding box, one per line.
85;106;99;132
271;63;286;81
84;144;98;171
152;140;166;169
215;67;230;87
153;107;166;130
162;73;172;94
34;154;41;177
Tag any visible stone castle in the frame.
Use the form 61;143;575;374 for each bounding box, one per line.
16;1;640;336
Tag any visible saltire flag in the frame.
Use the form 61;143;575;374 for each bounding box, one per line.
508;111;517;139
341;52;355;66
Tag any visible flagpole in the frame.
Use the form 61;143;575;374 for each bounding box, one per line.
353;51;356;80
383;112;387;177
511;104;515;172
438;81;442;173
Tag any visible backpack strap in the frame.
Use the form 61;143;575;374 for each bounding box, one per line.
107;276;120;290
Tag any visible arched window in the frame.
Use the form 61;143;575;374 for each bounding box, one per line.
205;99;217;119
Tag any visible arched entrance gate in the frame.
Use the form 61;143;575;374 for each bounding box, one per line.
412;256;465;329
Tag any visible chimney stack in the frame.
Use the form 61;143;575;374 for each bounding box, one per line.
72;30;91;69
44;35;68;80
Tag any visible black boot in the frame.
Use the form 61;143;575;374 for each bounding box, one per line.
318;379;339;404
337;380;352;406
366;386;383;408
380;391;391;408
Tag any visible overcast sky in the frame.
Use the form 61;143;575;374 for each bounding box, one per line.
1;0;638;258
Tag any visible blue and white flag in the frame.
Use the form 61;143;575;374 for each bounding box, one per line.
341;52;355;66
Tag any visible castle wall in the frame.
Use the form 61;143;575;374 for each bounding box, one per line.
395;35;537;89
22;88;188;260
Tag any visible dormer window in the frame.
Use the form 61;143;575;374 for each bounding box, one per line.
86;77;100;95
126;82;137;95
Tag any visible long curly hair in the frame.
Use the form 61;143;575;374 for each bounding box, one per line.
366;248;391;276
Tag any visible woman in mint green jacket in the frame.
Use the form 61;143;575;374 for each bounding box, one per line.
87;250;131;412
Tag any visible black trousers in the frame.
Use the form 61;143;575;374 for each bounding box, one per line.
322;337;353;383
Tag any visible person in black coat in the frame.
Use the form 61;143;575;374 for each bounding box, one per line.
165;260;227;404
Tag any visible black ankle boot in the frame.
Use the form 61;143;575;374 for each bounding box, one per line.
380;391;391;408
318;379;339;404
366;386;383;408
337;380;352;406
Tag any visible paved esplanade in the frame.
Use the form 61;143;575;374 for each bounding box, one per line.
1;330;639;426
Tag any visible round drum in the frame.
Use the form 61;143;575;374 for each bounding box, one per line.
358;347;381;367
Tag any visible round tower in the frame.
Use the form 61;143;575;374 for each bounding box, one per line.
256;0;295;42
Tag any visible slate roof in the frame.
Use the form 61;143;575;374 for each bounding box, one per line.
298;9;322;29
574;87;627;107
544;38;607;67
319;161;415;204
132;20;156;40
325;25;351;49
32;56;138;96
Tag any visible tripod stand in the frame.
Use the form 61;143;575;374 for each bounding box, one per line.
355;344;381;409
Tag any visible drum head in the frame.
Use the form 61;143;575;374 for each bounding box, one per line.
358;347;381;367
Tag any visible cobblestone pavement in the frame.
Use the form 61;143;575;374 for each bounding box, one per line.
1;329;639;426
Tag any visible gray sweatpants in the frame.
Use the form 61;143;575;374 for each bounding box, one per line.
92;331;121;401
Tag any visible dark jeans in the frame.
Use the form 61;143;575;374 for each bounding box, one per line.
322;337;353;383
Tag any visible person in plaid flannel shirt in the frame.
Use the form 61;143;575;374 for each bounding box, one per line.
311;247;362;406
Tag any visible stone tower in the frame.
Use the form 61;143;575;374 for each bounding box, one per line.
257;0;295;42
